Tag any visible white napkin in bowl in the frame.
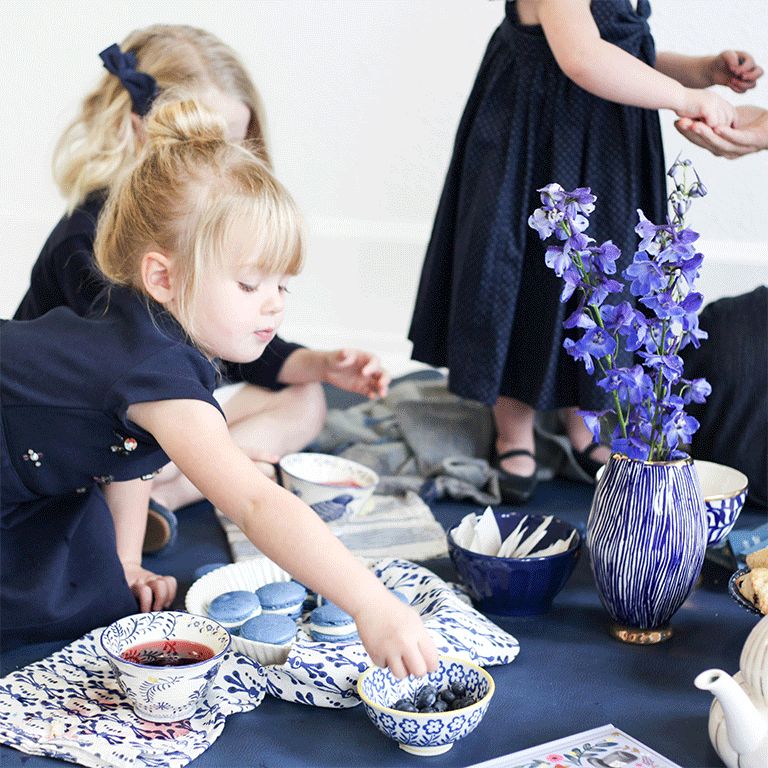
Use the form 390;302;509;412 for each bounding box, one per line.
454;509;574;558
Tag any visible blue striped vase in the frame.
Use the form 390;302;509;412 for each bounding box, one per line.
587;453;707;644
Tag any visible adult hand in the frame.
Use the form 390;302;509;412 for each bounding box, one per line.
675;105;768;158
322;349;391;399
122;562;178;612
708;50;763;94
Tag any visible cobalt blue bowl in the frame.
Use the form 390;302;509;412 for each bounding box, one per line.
447;511;581;616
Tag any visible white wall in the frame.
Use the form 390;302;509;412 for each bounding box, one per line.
2;0;767;373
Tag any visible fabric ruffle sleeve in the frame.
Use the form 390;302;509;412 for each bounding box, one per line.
105;343;225;437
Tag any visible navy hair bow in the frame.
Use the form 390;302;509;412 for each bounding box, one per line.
99;43;158;117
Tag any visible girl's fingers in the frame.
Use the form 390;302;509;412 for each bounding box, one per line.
133;583;152;613
387;655;408;680
419;635;440;672
400;646;428;680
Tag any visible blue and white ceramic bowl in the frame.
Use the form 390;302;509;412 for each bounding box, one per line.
101;611;230;722
448;511;581;616
279;452;378;521
696;460;749;547
357;656;494;756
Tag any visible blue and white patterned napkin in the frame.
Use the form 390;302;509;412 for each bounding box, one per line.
263;558;520;708
0;631;265;768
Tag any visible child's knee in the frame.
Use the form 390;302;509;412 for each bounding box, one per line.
292;382;327;433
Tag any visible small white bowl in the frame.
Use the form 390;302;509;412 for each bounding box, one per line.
357;655;495;756
278;452;378;521
186;558;296;665
101;612;230;722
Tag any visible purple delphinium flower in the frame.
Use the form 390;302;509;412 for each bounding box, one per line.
528;159;711;460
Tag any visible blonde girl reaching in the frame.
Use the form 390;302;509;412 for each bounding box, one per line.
0;98;438;678
15;25;389;555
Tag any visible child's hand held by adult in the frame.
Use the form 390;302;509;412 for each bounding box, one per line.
679;88;736;128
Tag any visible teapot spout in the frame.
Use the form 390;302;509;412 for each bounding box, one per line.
695;669;767;755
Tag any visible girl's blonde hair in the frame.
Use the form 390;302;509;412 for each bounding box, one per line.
94;98;303;355
54;24;270;213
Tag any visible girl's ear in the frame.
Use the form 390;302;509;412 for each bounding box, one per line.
141;251;176;304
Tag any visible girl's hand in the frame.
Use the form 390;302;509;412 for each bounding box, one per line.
708;50;763;94
321;349;391;399
678;89;736;128
354;595;439;679
122;561;177;612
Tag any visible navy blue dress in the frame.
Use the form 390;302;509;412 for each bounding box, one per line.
1;287;223;649
14;193;302;391
409;0;666;409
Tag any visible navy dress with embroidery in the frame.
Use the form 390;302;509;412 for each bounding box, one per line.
13;193;302;390
1;287;223;648
408;0;666;409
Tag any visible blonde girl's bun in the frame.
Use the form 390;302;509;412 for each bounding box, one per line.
144;96;228;149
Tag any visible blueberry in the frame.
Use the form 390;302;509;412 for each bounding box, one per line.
414;685;437;709
449;697;471;710
419;706;437;713
433;699;448;712
438;688;456;704
450;682;466;697
393;699;418;712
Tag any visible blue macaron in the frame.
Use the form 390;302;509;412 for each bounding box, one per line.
255;581;307;619
207;590;261;630
309;603;359;643
193;562;230;581
238;614;297;646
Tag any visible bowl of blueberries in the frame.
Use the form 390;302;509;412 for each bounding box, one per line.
356;655;495;756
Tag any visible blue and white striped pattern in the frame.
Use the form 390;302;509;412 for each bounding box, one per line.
587;455;707;630
705;490;747;547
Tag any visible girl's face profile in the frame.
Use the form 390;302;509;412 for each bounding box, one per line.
190;228;290;362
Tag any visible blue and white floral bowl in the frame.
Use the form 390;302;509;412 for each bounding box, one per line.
279;452;378;521
357;655;495;756
101;611;230;722
695;460;748;547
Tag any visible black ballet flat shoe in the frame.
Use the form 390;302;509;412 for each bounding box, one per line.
494;448;538;505
572;443;605;482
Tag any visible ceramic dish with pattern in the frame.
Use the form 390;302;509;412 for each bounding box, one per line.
357;655;495;756
728;567;762;616
695;460;749;547
278;452;378;521
101;611;231;722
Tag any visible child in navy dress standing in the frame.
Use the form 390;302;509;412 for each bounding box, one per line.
14;25;389;543
1;98;439;679
408;0;761;503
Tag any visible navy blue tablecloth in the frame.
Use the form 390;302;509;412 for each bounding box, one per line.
1;480;763;767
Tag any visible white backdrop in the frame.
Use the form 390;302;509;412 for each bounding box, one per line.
2;0;767;372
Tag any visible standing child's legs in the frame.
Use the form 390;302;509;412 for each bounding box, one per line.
562;407;611;464
493;396;536;476
151;381;327;511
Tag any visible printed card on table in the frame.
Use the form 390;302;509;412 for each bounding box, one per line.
467;724;682;768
